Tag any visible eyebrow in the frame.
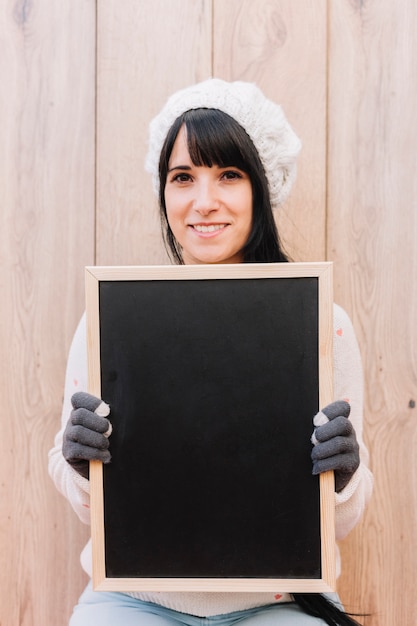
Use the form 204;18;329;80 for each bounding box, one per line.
167;165;192;173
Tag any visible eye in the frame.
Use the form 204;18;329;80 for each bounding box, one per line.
221;169;244;181
170;172;193;183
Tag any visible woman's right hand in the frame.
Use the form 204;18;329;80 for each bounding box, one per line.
62;392;112;479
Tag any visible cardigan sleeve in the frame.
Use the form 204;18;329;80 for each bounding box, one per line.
333;304;373;540
48;313;91;525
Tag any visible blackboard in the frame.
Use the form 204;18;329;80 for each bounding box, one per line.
85;262;335;593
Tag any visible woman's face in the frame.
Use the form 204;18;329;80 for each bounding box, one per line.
164;126;253;265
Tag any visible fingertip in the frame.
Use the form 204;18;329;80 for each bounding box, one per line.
338;400;351;419
95;401;110;418
70;391;84;409
71;391;102;413
321;400;351;420
103;451;112;464
313;411;329;427
310;446;320;462
311;430;319;445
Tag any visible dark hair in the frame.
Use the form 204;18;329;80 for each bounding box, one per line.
292;593;367;626
158;108;289;264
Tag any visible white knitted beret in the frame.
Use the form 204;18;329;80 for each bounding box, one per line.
145;78;301;209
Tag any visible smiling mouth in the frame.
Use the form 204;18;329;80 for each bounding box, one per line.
192;224;227;233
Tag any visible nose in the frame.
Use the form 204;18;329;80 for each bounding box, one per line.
193;179;219;215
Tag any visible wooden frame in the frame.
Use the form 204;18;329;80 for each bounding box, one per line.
86;262;335;593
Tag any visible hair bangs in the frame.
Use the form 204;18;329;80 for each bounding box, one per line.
183;109;249;172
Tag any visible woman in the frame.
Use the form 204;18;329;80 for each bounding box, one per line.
49;79;373;625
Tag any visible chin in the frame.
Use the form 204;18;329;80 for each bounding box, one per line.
186;253;237;265
183;245;244;265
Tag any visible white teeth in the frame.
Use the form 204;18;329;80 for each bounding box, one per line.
194;224;226;233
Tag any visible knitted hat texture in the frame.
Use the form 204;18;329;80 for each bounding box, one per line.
145;78;301;209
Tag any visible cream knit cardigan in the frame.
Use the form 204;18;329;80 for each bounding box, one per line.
48;304;373;617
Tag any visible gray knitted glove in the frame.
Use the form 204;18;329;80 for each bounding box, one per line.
62;391;112;479
311;400;360;493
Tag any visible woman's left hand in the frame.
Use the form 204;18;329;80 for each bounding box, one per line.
311;400;360;493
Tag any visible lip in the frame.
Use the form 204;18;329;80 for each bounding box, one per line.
189;223;229;237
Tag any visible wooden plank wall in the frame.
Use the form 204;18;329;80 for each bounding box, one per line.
1;1;95;624
1;1;416;624
328;1;417;623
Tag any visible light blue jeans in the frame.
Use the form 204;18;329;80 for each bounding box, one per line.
69;582;341;625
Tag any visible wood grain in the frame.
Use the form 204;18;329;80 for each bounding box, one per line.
213;0;327;263
2;0;417;623
328;1;417;623
96;0;212;266
0;1;95;624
